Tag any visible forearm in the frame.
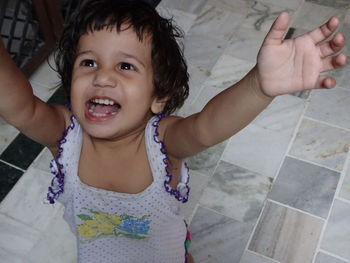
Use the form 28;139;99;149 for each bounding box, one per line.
195;66;273;146
0;39;36;124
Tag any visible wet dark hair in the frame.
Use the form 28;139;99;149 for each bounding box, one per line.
54;0;189;115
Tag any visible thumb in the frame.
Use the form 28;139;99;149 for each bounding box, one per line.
264;12;290;45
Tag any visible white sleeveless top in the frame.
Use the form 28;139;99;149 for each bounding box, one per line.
46;115;191;263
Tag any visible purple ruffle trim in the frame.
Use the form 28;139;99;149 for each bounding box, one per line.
46;115;76;204
152;114;190;203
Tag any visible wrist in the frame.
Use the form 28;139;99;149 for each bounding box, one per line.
249;65;275;102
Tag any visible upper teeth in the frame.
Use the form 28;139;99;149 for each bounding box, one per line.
92;98;115;105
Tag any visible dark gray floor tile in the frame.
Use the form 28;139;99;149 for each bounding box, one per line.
268;157;340;218
0;134;43;170
199;161;271;222
0;161;23;202
189;206;254;263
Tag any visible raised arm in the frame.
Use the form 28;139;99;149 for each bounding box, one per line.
0;39;67;153
161;12;347;159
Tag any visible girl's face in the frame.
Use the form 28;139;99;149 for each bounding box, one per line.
71;26;159;140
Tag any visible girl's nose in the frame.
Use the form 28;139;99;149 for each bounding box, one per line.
92;68;117;88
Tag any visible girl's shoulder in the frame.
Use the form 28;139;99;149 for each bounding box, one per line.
155;115;183;141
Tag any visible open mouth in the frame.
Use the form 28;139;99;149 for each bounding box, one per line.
86;97;121;119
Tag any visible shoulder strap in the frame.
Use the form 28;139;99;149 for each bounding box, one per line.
46;115;83;204
145;115;190;203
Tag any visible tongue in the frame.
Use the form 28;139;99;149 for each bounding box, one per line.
93;104;119;114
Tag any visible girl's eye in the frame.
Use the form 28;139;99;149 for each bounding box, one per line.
118;62;135;71
80;59;97;67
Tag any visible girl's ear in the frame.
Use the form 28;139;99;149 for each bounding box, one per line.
151;97;167;114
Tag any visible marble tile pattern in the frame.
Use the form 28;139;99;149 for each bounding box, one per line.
0;213;42;258
244;1;294;32
305;88;350;130
339;160;350;201
199;160;272;222
189;206;254;263
27;205;77;263
0;167;60;232
256;0;304;10
186;141;228;176
222;95;305;178
205;0;249;14
179;55;255;114
315;252;348;263
2;0;350;262
0;246;26;263
180;170;211;223
249;201;324;263
289;118;350;172
268;157;340;218
31;148;54;174
224;26;267;63
321;199;350;260
239;250;279;263
292;2;346;31
187;3;245;41
158;0;208;14
306;0;350;9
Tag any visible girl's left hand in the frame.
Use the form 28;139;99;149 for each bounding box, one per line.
257;12;347;97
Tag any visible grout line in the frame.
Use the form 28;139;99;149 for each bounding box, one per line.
243;198;269;254
0;211;44;235
187;203;199;225
336;196;350;205
312;151;350;262
286;153;342;173
303;115;350;133
318;248;350;263
194;204;236;220
337;86;350;93
245;249;281;263
278;96;309;172
0;159;25;173
267;199;326;222
242;97;309;255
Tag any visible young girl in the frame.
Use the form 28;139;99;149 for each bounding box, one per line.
0;0;346;262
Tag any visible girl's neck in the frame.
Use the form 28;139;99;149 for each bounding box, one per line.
85;123;146;155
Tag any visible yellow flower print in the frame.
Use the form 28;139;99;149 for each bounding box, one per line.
94;212;121;225
77;220;100;239
77;209;151;241
98;221;115;234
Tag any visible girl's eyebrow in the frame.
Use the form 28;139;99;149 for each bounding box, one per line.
76;50;145;68
119;51;145;68
76;50;94;58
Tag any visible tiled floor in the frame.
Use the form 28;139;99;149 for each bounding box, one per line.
1;0;350;262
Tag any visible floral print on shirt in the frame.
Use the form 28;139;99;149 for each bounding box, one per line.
77;208;151;241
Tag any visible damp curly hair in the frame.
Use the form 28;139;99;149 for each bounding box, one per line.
54;0;189;115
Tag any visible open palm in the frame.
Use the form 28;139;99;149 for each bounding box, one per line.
257;12;347;97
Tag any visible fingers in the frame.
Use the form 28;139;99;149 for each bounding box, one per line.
308;16;340;44
319;32;345;58
317;76;337;89
264;12;290;45
321;53;347;72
